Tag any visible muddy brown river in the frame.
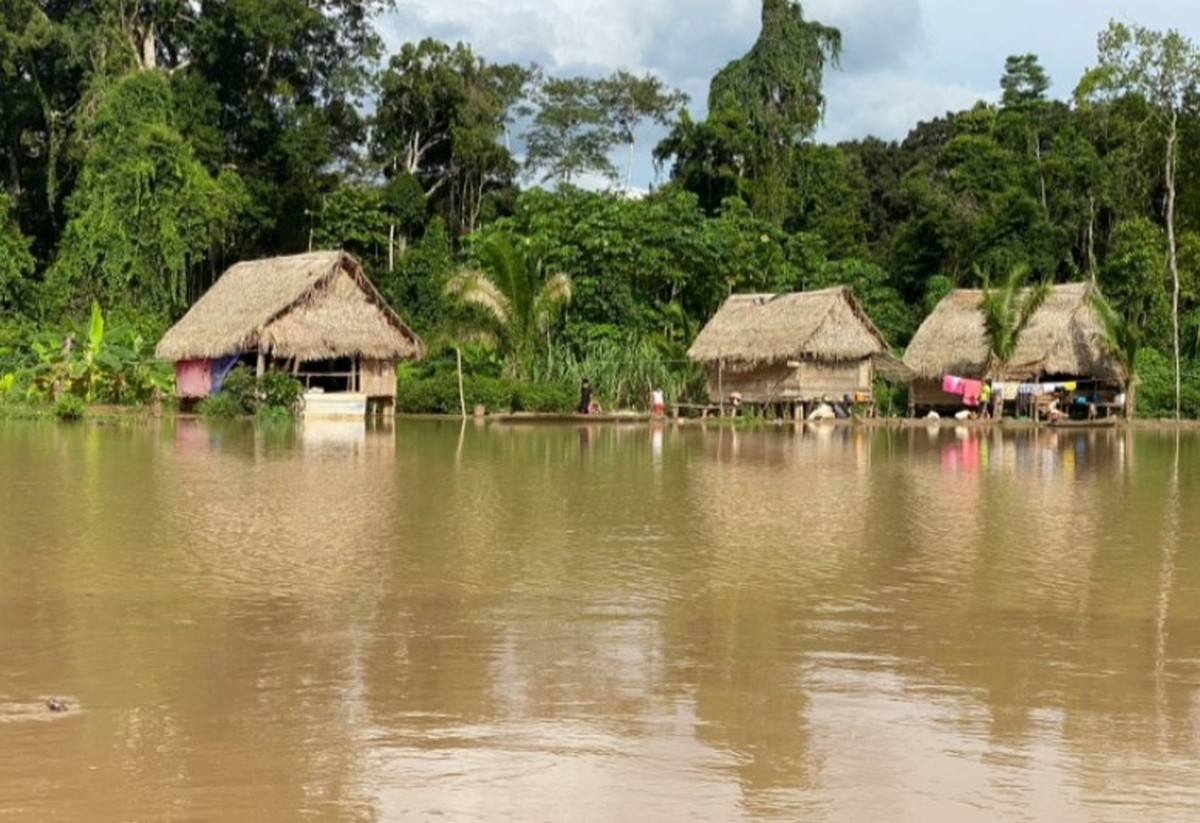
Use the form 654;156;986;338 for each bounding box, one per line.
1;419;1199;821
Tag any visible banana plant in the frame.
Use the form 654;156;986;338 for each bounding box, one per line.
23;302;171;405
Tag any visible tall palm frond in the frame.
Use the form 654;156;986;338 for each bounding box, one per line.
1088;289;1139;375
476;236;528;331
1088;288;1139;417
446;233;572;379
1014;278;1051;341
979;262;1049;377
445;268;511;327
533;271;572;334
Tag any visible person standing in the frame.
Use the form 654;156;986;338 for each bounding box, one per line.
579;379;592;414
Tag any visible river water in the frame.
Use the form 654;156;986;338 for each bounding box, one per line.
1;418;1199;822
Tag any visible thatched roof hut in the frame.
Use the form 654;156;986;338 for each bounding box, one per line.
687;288;900;410
156;251;422;362
903;281;1123;382
688;287;891;370
157;251;422;405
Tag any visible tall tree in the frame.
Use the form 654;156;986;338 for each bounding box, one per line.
373;39;529;240
704;0;841;223
1078;21;1200;419
46;70;245;317
184;0;396;252
523;76;616;185
1000;54;1050;108
595;70;687;189
997;54;1054;220
0;190;34;309
0;1;86;254
652;105;756;214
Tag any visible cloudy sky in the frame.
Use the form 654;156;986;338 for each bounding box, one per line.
379;0;1200;188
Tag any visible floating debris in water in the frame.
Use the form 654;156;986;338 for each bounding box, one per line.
0;697;78;722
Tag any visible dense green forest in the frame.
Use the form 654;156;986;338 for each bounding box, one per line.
3;0;1200;416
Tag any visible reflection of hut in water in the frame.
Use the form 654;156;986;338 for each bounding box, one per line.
688;288;907;418
903;282;1125;415
156;251;423;415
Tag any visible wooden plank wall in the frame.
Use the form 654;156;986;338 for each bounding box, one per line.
359;359;397;398
705;360;872;404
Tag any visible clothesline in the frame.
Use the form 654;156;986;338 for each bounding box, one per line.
940;373;1123;406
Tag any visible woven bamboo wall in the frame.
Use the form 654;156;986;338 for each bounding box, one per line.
359;359;396;398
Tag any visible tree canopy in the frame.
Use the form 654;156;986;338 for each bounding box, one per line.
4;3;1200;417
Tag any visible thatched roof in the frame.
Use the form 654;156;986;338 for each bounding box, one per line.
687;287;891;372
155;251;423;362
903;281;1123;381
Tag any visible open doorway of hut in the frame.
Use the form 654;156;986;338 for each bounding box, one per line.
295;357;356;393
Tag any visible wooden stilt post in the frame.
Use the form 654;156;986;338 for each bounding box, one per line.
456;346;466;420
718;359;725;418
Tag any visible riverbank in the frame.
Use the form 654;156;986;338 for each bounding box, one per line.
6;402;1200;431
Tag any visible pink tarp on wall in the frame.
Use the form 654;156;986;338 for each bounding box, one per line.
175;359;212;398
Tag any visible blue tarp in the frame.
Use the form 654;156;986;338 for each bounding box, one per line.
210;354;241;393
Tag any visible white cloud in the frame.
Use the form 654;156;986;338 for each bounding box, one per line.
381;0;759;77
818;73;988;143
805;0;924;72
377;0;1200;161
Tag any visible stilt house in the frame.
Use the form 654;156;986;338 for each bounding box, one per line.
687;287;901;416
903;282;1125;412
155;251;423;412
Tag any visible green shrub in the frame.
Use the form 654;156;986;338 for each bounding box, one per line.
1135;349;1200;418
511;381;575;413
258;370;304;411
54;394;85;421
218;366;258;413
254;405;295;425
873;377;909;417
395;371;575;414
198;365;303;418
197;391;247;418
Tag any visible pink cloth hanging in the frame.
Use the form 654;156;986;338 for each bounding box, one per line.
962;379;982;407
942;375;965;394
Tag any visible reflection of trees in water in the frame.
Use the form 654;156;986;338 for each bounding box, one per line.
680;426;1200;811
0;420;390;818
663;603;816;809
853;429;1200;792
679;426;883;808
7;422;1200;818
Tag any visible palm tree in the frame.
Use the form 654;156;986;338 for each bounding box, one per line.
445;234;572;380
1088;288;1140;418
978;263;1051;417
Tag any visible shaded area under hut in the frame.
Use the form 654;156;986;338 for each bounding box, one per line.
687;287;907;419
156;251;423;415
903;282;1126;420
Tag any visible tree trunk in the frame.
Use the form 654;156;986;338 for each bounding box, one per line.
456;346;466;419
6;136;20;197
388;223;395;273
1033;128;1048;217
1165;109;1181;420
141;23;157;70
626;138;635;191
1086;195;1097;281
